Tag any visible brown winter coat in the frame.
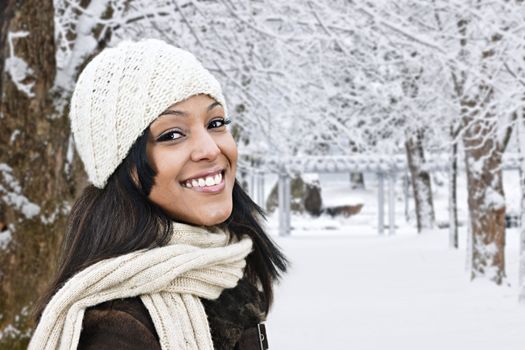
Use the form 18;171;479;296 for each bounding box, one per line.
77;277;267;350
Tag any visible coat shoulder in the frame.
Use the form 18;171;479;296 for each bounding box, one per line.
78;297;161;350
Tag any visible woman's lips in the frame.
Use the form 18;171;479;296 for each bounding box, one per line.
181;168;224;183
188;177;225;193
180;170;226;194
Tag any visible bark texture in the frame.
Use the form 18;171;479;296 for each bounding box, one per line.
517;113;525;302
448;129;459;249
0;1;85;348
518;158;525;304
0;0;15;98
462;102;506;285
453;16;506;284
405;129;435;233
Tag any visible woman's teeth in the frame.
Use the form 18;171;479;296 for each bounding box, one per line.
184;172;222;188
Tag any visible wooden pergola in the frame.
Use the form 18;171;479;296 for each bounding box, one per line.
239;153;522;236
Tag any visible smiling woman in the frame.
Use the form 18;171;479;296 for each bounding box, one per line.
29;39;288;350
147;95;238;226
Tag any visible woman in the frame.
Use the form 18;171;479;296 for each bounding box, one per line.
30;39;288;350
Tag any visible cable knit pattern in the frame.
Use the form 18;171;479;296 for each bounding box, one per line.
69;39;227;188
28;222;252;350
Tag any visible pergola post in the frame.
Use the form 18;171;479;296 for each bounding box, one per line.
257;172;265;208
403;170;410;222
377;172;385;235
278;171;291;236
388;172;396;235
249;172;255;199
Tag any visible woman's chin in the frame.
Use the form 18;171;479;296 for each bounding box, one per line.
200;214;231;227
187;206;232;227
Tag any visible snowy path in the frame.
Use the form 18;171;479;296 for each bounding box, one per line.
266;227;525;350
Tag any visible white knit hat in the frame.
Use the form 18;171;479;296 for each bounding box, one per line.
69;39;227;188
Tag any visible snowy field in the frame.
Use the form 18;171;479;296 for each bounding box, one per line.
263;171;525;350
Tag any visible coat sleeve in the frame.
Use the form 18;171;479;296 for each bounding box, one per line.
78;308;162;350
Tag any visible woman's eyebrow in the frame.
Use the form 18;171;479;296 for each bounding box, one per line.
158;109;187;117
207;101;222;111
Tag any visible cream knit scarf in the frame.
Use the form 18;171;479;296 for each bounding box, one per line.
28;222;253;350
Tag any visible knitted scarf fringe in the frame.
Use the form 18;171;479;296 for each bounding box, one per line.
28;222;253;350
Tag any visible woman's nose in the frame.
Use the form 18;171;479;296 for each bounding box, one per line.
190;128;221;162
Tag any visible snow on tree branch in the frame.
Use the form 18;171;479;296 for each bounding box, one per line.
4;31;34;97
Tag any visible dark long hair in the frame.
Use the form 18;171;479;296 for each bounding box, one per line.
33;128;288;321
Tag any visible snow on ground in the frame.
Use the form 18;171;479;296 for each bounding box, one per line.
262;170;525;350
266;226;525;350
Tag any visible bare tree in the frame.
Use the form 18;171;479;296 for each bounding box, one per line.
0;0;69;347
405;129;435;232
361;0;525;284
0;0;122;346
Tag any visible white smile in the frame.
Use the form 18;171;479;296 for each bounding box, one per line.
181;171;223;189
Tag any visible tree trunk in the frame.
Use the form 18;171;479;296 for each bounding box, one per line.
349;172;365;189
518;156;525;304
448;128;459;249
462;106;506;284
0;1;87;348
0;0;15;97
405;129;435;233
517;111;525;302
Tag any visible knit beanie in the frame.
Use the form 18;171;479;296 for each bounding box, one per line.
69;39;227;188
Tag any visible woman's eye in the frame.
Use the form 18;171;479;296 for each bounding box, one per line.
208;118;231;129
157;130;184;142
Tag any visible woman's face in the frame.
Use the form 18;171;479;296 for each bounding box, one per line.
146;94;237;226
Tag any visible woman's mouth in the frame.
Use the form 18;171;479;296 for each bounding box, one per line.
180;170;225;193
